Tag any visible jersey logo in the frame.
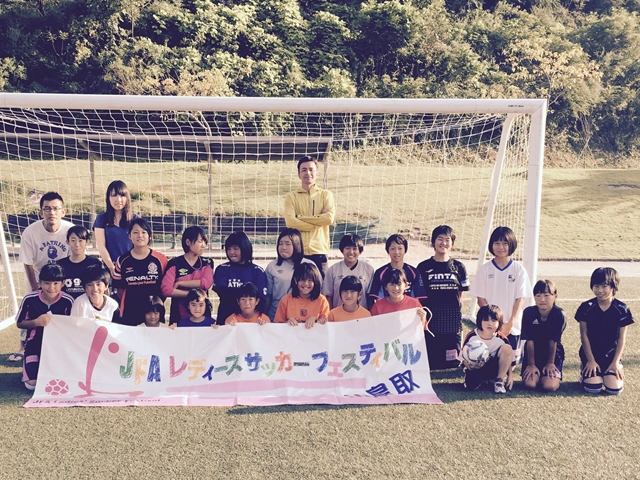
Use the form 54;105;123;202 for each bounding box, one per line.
532;319;539;325
508;274;515;283
488;273;495;279
39;240;67;256
178;268;189;276
300;309;307;317
148;263;159;275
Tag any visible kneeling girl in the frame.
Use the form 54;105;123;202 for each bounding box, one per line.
521;280;566;392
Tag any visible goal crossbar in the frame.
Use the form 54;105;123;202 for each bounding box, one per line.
0;94;546;115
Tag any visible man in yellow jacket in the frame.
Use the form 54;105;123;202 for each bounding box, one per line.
284;156;335;277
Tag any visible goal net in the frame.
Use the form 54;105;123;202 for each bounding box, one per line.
0;95;546;321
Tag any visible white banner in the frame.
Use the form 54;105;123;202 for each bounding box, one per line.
25;310;441;407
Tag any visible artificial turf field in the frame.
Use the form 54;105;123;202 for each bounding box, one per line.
1;276;638;479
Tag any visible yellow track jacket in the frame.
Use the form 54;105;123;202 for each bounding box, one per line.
284;184;335;255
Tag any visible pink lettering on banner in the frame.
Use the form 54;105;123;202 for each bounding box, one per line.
24;311;442;408
327;362;344;378
170;356;188;377
76;326;143;398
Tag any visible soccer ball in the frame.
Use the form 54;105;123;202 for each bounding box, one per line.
44;379;69;396
460;340;490;369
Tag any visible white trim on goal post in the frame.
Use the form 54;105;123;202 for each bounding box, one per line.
525;101;547;286
467;104;547;319
0;212;18;317
0;94;546;115
467;114;517;319
0;94;547;323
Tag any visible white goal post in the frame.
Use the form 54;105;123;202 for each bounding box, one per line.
0;94;547;322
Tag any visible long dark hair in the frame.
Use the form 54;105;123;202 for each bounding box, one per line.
291;263;322;300
276;228;304;266
184;288;213;317
225;231;253;263
105;180;133;228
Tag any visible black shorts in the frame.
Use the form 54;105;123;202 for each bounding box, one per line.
579;347;616;376
425;332;461;370
464;355;500;391
521;342;564;380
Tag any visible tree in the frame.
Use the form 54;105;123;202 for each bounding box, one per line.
574;9;640;151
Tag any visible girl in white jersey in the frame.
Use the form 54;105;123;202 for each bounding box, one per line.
469;226;531;364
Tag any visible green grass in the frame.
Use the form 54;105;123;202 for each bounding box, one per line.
2;160;640;320
539;169;640;260
1;276;638;478
2;161;639;259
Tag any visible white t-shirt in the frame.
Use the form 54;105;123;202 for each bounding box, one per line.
322;259;374;309
70;293;118;322
18;219;73;289
265;258;315;320
467;329;509;357
469;259;531;336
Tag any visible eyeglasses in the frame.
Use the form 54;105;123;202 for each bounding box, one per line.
42;206;63;212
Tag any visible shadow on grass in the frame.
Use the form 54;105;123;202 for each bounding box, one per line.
429;364;609;402
227;403;377;415
0;353;35;405
0;373;32;406
432;378;592;403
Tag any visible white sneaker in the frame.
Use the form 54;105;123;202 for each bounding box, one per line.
24;381;35;391
493;379;506;394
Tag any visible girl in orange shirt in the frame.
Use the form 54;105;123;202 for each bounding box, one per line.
225;282;270;325
274;263;329;329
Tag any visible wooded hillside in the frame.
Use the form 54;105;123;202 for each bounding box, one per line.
0;0;638;159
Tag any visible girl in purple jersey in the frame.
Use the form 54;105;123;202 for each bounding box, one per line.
213;231;267;325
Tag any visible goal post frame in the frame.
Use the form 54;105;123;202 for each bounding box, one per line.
0;94;547;320
0;213;18;318
466;101;547;318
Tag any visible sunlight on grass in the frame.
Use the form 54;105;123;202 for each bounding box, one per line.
0;276;638;478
